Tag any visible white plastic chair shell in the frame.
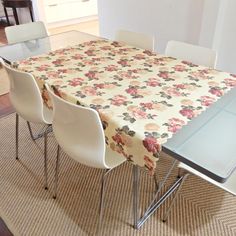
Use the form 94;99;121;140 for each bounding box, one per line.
165;40;217;68
0;58;52;124
46;84;126;169
5;21;48;44
115;29;155;51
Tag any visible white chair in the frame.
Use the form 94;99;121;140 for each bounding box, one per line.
5;21;48;44
45;84;127;228
5;21;49;139
115;29;155;51
165;40;217;68
162;41;221;221
0;58;52;189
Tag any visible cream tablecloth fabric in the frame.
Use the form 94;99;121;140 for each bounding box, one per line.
17;40;236;173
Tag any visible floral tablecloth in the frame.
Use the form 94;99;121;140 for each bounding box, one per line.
17;39;236;173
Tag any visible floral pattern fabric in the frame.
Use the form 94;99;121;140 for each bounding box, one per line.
16;39;236;174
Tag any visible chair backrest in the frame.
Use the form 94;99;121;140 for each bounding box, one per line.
5;21;48;44
46;84;109;169
165;40;217;68
0;58;47;124
115;29;155;51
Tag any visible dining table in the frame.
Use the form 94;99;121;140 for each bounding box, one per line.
1;30;236;229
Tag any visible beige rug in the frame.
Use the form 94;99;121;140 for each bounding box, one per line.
0;67;9;96
0;113;236;236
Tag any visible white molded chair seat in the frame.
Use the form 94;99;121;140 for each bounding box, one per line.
5;21;48;44
115;29;155;51
165;40;217;68
46;83;126;230
0;58;52;189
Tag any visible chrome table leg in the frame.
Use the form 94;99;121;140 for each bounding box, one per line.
133;159;180;229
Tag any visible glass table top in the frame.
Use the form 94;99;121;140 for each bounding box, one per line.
0;30;235;183
0;30;99;63
163;86;236;182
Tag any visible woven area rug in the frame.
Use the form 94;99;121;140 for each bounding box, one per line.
0;113;236;236
0;68;9;96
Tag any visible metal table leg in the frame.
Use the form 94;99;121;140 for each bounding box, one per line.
133;159;184;229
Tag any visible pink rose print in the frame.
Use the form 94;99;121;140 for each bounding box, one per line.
224;78;236;87
68;78;84;87
200;96;216;106
175;84;186;89
165;87;182;97
112;133;125;145
143;136;161;154
125;87;138;96
37;65;49;72
105;65;118;71
52;59;64;66
158;71;169;80
95;83;105;89
174;65;187;72
140;102;153;110
179;108;195;119
131;107;147;119
117;59;130;67
85;71;98;80
82;86;97;96
84;49;95;56
144;155;155;172
71;54;84;60
146;78;161;87
58;69;68;74
209;87;224;97
111;95;128;106
134;54;146;60
47;71;60;79
167;118;186;133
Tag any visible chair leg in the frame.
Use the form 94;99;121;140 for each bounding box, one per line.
162;173;190;222
53;145;60;199
27;121;52;141
98;169;109;233
153;172;160;191
15;113;19;160
44;128;49;190
27;121;36;140
29;6;34;22
133;165;139;229
3;7;10;26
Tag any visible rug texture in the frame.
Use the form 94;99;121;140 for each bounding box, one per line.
0;113;236;236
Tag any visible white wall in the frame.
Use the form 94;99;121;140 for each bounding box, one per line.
212;0;236;73
198;0;220;48
98;0;236;74
98;0;205;53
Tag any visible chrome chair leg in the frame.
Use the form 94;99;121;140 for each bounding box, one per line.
27;121;52;141
162;172;190;222
15;113;19;160
153;172;160;191
53;145;60;199
44;127;49;190
133;165;140;229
